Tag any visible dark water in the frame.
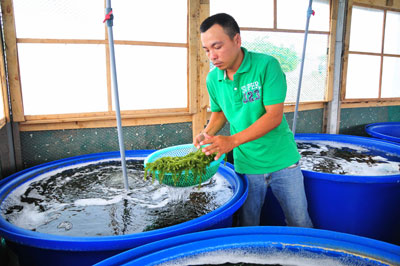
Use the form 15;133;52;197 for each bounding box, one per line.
297;141;400;175
1;159;233;236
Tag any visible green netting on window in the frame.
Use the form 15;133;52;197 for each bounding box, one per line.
210;31;328;103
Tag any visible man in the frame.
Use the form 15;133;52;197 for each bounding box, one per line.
194;13;313;227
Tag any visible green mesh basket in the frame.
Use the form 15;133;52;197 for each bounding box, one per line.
143;144;225;187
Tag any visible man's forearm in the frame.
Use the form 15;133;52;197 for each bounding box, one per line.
231;103;284;147
202;111;227;136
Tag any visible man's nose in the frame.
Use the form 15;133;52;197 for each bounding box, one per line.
209;50;217;60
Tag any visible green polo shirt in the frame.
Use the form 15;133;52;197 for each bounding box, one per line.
206;47;300;174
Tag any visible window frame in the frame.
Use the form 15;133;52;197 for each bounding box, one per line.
236;0;332;105
2;0;196;131
341;0;400;106
207;0;335;110
1;0;337;132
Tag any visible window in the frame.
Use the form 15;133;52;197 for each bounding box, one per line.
210;0;331;103
12;0;188;116
344;5;400;100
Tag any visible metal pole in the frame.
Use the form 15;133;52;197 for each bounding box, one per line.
105;0;129;190
292;0;314;135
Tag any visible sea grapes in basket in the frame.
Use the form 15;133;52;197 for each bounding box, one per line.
144;147;224;187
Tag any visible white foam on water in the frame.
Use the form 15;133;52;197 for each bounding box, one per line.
152;187;169;200
57;221;73;231
1;160;234;236
143;198;170;209
167;186;192;203
74;195;124;206
7;156;144;198
309;141;369;152
6;200;68;231
160;247;389;266
298;140;400;176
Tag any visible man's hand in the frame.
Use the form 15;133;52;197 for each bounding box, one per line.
200;134;237;161
193;132;207;149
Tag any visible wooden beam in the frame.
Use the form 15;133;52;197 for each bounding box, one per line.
17;38;187;48
17;38;107;44
349;50;400;57
354;0;400;10
274;0;277;29
341;100;400;108
378;10;387;99
284;102;325;112
190;0;210;138
188;0;199;115
190;0;210;139
19;114;193;132
18;100;330;132
340;0;353;101
240;27;329;35
23;108;190;123
0;118;5;129
342;97;400;103
1;0;24;122
199;0;210;112
325;0;338;103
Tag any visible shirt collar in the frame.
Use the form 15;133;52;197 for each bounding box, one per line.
217;47;250;81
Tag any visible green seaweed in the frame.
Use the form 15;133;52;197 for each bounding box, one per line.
144;149;216;187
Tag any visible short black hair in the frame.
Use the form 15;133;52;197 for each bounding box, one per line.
200;13;240;39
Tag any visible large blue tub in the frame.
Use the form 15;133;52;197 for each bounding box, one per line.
261;134;400;245
94;226;400;266
0;150;248;266
366;122;400;143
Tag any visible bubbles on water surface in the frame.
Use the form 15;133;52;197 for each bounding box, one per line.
1;159;233;237
297;141;400;176
161;246;391;266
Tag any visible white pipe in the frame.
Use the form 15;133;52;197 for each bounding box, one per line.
105;0;129;190
292;0;314;135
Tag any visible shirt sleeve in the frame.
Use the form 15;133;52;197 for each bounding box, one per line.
262;57;287;106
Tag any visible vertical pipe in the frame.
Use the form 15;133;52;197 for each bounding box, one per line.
105;0;129;190
292;0;313;135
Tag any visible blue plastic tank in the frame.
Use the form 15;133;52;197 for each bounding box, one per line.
366;122;400;143
0;150;248;266
260;134;400;245
94;226;400;266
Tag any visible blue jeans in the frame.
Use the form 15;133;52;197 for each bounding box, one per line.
238;163;313;227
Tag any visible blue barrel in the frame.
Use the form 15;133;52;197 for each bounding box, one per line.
366;122;400;143
0;150;248;266
261;134;400;245
94;226;400;266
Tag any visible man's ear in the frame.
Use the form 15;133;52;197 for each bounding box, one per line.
234;33;241;46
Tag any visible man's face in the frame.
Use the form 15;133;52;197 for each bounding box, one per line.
201;24;241;71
